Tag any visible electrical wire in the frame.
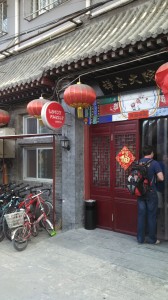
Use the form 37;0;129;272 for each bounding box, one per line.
0;0;113;47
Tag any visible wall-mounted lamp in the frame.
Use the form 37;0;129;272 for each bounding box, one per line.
60;135;70;151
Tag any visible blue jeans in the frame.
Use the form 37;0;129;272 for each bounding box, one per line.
137;191;158;244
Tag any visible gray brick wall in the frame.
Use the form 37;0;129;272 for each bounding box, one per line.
61;103;84;230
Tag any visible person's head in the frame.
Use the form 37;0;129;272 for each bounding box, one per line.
142;145;154;157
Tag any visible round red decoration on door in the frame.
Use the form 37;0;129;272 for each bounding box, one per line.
41;101;65;129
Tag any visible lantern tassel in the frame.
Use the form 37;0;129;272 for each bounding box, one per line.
77;107;84;118
35;115;44;126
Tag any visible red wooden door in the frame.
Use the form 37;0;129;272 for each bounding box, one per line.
89;120;139;235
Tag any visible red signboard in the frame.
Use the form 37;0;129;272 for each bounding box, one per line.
128;110;149;120
116;146;135;170
99;103;120;116
41;101;65;129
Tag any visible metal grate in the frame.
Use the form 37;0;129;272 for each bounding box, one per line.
115;134;136;188
24;0;69;21
92;136;110;187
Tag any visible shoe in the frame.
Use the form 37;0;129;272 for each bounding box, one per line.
154;240;160;245
137;240;146;244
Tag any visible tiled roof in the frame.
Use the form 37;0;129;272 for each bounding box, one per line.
0;0;167;91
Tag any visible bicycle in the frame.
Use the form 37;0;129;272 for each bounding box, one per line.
0;189;27;242
10;190;56;251
3;184;53;241
2;184;30;241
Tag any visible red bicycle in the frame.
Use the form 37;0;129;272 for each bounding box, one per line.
18;188;53;222
3;187;54;241
10;190;56;251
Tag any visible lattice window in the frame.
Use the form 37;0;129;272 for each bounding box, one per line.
0;1;7;36
92;136;110;187
24;0;69;21
115;134;136;188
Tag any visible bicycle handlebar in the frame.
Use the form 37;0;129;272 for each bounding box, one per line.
30;188;51;197
41;188;51;196
29;183;43;193
14;184;30;194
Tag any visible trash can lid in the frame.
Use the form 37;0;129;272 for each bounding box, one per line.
85;199;96;203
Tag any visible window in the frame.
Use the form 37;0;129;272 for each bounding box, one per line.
23;115;50;134
23;147;53;180
23;116;53;180
0;1;7;36
24;0;68;21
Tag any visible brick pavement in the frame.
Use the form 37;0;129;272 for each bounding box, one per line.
0;228;168;299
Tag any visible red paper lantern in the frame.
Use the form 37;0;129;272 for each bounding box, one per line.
63;82;96;118
155;63;168;88
155;63;168;106
27;96;49;118
0;109;10;126
161;74;168;94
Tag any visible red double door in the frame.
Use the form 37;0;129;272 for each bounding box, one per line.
88;120;140;235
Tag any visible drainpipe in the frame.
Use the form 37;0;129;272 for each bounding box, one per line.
0;0;134;59
15;0;20;50
16;22;76;53
14;0;134;53
91;0;134;18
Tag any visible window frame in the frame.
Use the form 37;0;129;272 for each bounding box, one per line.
24;0;68;21
0;1;7;36
23;146;53;182
23;115;50;134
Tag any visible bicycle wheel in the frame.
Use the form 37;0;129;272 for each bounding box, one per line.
3;218;11;240
3;207;17;241
43;201;53;217
41;218;56;237
38;201;53;227
12;226;28;251
31;223;39;237
0;216;5;242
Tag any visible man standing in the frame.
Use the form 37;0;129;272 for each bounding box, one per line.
137;145;164;244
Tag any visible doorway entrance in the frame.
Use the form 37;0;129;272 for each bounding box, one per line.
89;120;139;235
141;118;168;240
89;117;168;239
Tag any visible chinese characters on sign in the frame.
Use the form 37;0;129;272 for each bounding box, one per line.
97;62;161;95
116;146;135;170
85;61;168;125
101;69;155;92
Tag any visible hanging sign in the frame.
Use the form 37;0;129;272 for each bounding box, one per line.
116;146;135;170
41;101;65;129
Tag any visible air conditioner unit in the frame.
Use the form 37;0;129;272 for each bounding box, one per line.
0;128;15;158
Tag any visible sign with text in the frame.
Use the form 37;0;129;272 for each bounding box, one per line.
41;101;65;129
97;62;162;95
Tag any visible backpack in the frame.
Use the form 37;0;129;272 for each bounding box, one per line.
127;159;153;196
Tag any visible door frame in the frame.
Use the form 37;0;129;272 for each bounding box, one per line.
84;120;140;235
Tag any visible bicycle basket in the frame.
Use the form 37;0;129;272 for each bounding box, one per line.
4;210;25;229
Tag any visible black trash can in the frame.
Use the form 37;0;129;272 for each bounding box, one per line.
84;200;96;230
